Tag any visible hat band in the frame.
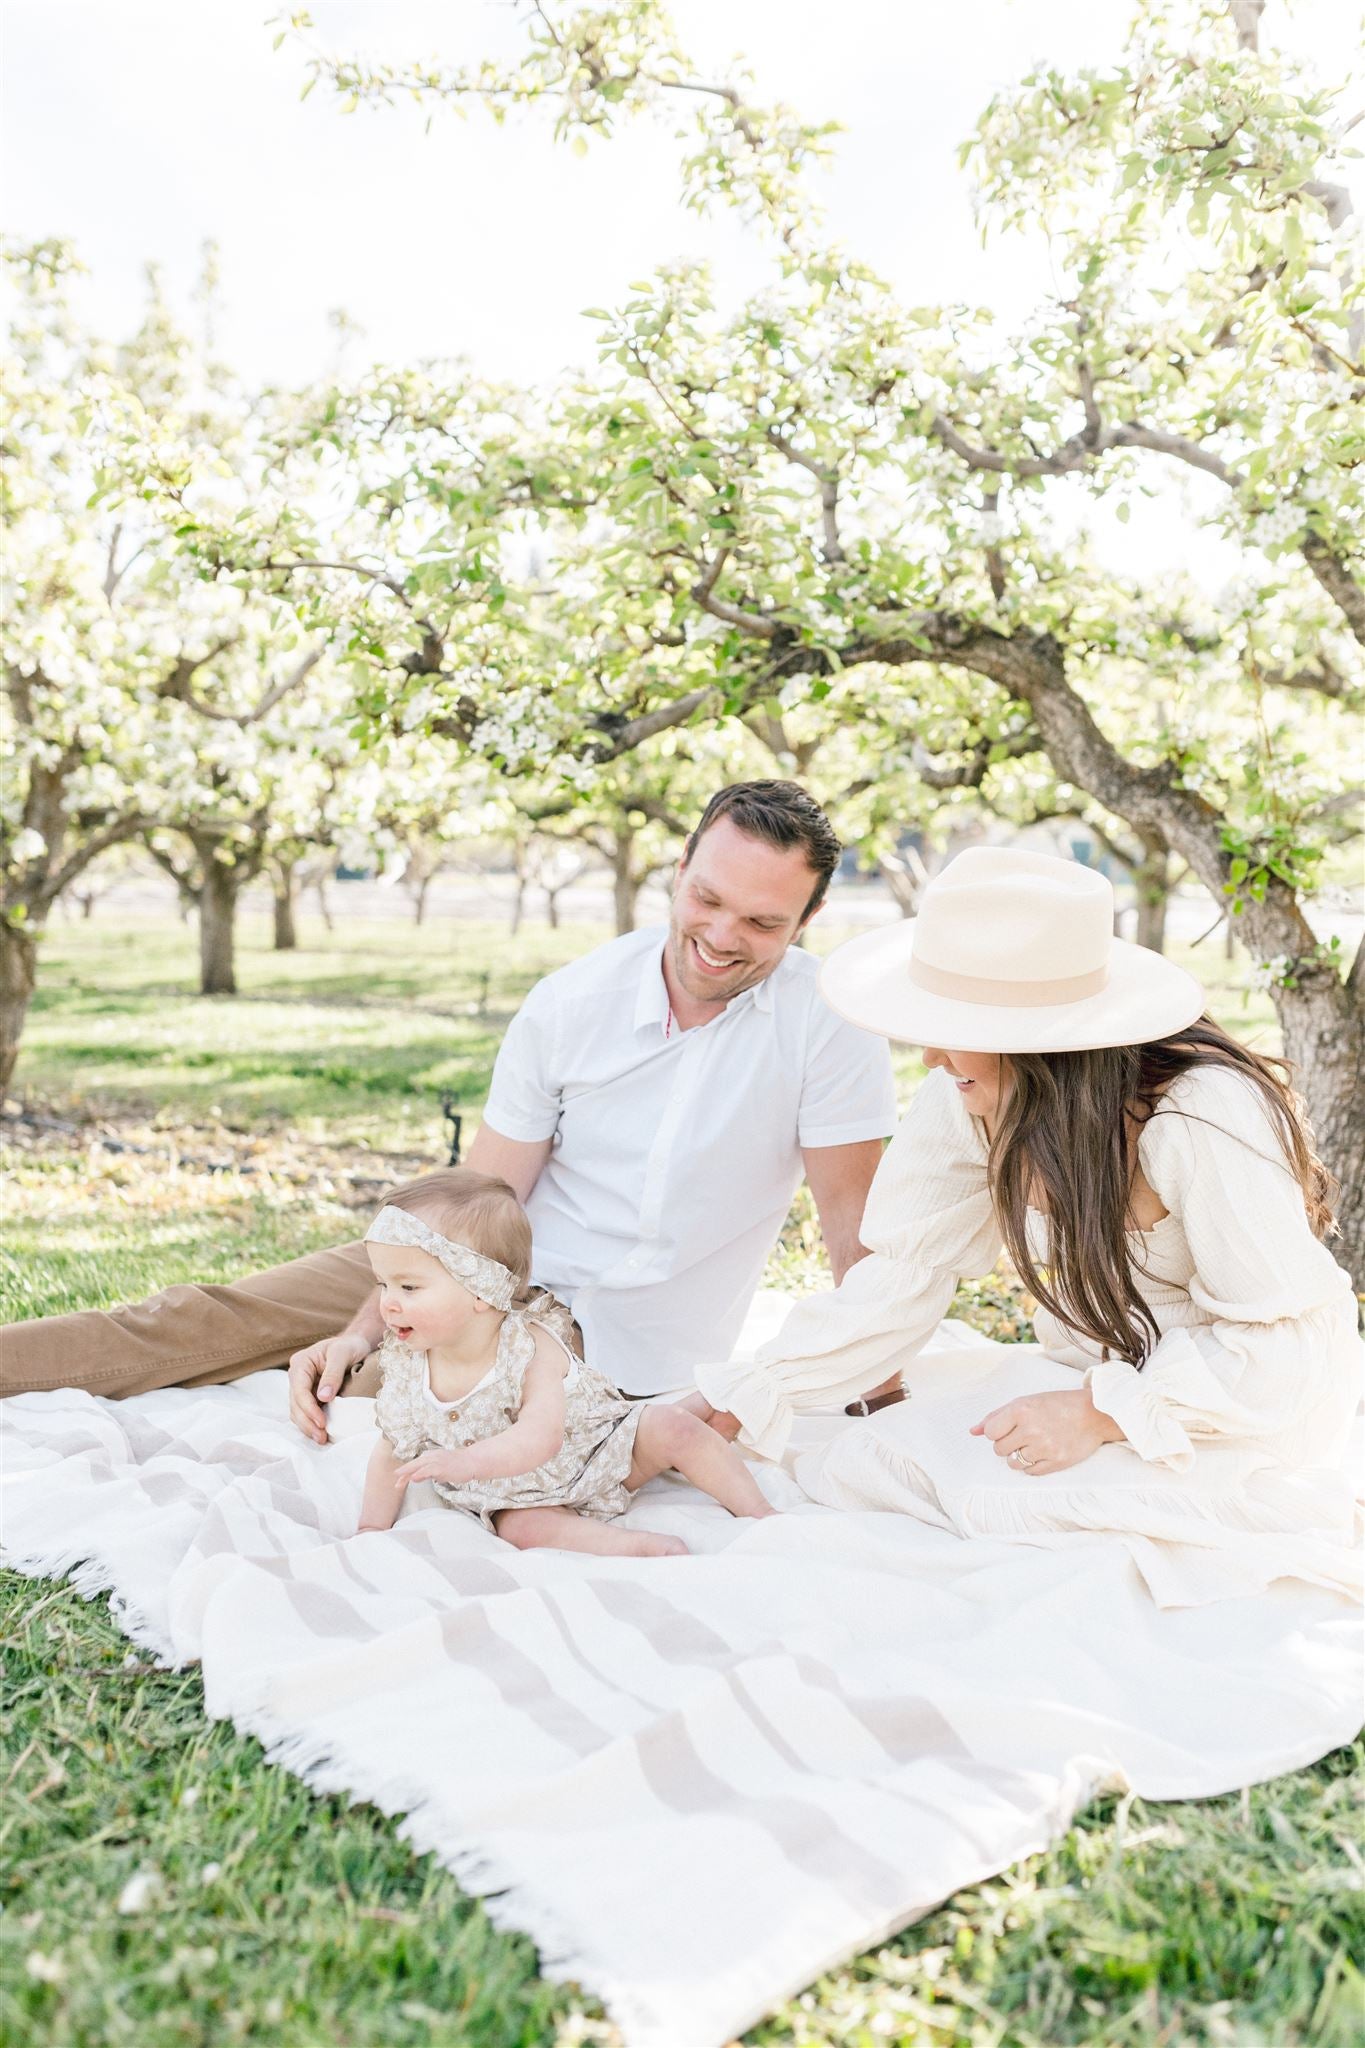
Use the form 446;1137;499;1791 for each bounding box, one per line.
908;954;1109;1009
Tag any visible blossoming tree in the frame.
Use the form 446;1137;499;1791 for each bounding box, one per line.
277;0;1364;1275
0;248;376;1058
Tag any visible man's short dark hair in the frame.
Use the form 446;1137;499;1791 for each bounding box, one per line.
686;780;842;921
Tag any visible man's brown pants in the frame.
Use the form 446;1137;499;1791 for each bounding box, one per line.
0;1241;382;1401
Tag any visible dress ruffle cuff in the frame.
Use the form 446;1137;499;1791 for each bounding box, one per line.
1085;1358;1195;1471
693;1357;794;1463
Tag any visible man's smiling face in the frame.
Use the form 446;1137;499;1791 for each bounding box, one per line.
666;816;822;1009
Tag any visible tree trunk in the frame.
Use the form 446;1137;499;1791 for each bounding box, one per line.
199;862;240;995
313;877;334;932
273;867;298;951
879;847;929;919
1275;968;1365;1287
0;920;38;1097
613;838;638;936
510;875;526;936
545;888;561;930
1133;836;1171;954
412;873;432;926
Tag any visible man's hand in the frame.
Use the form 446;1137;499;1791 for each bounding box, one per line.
970;1388;1124;1476
289;1330;374;1445
394;1447;478;1489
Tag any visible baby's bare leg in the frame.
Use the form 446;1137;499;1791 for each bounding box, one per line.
495;1506;686;1558
673;1390;742;1440
627;1406;776;1518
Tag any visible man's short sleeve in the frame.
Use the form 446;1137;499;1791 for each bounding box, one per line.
481;982;562;1143
797;1004;898;1149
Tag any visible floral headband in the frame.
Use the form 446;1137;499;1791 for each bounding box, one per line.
364;1205;520;1311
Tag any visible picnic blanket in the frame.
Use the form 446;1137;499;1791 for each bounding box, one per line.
3;1306;1361;2048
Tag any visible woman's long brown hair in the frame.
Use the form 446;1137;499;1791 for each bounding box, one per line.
988;1019;1336;1368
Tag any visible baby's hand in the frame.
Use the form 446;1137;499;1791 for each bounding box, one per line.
394;1448;477;1489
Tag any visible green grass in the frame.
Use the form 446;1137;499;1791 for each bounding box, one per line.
3;904;1355;2048
2;1590;578;2048
20;911;595;1137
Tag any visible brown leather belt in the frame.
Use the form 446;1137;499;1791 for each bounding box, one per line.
844;1388;908;1418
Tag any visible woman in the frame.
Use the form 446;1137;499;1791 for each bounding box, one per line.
695;847;1362;1604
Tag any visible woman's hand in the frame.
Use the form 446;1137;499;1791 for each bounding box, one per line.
970;1388;1125;1476
394;1447;479;1489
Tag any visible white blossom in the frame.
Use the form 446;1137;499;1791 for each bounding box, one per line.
117;1868;163;1914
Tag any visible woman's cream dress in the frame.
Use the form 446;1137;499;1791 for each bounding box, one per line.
697;1065;1363;1605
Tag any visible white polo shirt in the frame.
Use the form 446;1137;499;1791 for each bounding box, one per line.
482;925;897;1393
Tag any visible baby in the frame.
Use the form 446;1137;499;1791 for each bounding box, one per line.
356;1167;776;1557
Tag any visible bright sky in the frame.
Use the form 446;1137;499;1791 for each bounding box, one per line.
3;0;1360;577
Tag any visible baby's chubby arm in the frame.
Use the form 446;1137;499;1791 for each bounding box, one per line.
358;1436;405;1531
394;1333;569;1490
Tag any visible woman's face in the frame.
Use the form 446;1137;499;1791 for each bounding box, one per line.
922;1047;1006;1121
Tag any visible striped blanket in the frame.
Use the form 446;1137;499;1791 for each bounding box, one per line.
3;1314;1359;2048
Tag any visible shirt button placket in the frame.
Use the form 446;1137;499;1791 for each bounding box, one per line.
634;1029;710;1269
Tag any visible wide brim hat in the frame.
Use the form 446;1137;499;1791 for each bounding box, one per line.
820;845;1206;1054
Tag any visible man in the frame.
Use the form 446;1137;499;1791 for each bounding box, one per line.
2;782;897;1437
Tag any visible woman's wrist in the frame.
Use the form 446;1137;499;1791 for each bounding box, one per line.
1081;1385;1127;1445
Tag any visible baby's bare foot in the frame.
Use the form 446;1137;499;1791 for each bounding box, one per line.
626;1532;688;1558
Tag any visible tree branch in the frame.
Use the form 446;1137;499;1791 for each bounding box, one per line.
619;794;691;834
932;402;1365;645
744;706;822;774
1229;0;1264;51
591;686;726;757
247;646;325;724
688;578;777;637
982;488;1007;603
102;524;149;603
159;643;325;726
32;815;146;917
767;429;845;563
1300;536;1365;647
693;546;730;601
1258;654;1363;708
1106;422;1241;486
156;635;240;710
255;554;417;612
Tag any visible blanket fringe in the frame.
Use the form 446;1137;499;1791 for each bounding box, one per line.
1;1543;185;1665
226;1692;1110;2048
218;1686;715;2047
